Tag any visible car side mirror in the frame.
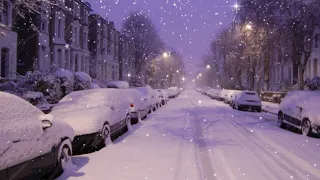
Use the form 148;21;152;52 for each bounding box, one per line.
39;114;53;129
42;120;52;129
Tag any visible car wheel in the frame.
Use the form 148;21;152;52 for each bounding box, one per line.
235;103;239;110
124;114;132;132
257;108;262;113
301;119;312;136
100;124;111;146
277;112;286;128
54;139;73;176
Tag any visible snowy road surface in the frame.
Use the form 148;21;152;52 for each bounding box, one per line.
57;90;320;180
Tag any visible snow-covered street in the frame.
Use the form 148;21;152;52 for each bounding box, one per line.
57;90;320;180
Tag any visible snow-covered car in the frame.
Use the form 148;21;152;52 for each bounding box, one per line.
166;87;180;98
207;89;222;100
123;89;149;123
107;81;129;89
135;87;154;113
50;89;131;154
0;92;74;180
231;91;262;112
157;89;169;105
278;91;320;136
224;90;241;104
149;88;161;110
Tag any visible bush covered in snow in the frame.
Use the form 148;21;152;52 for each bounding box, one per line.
129;75;145;87
22;91;48;106
305;77;320;91
0;69;101;107
17;71;63;104
55;68;74;96
74;72;93;91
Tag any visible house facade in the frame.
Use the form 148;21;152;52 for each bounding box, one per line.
0;0;17;79
16;1;51;74
269;28;320;90
65;0;91;73
119;34;135;81
88;14;108;79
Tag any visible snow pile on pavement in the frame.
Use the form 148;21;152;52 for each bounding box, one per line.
0;92;74;170
262;101;279;115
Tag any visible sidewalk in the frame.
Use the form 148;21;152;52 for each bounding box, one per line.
262;101;279;115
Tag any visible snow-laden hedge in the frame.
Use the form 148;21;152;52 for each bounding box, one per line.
0;69;101;108
129;75;145;87
74;72;93;91
305;77;320;91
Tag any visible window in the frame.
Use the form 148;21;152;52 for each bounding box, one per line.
75;55;79;71
74;2;80;16
74;27;79;44
83;32;87;48
65;50;69;69
0;1;9;25
1;48;9;77
111;65;115;79
57;19;62;38
57;49;62;67
314;59;318;77
288;67;292;81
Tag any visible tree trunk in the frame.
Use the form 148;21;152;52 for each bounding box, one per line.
263;39;271;91
299;67;305;90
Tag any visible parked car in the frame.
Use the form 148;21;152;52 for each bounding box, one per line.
225;90;241;104
231;91;262;112
149;88;161;110
157;89;169;105
107;81;129;89
135;87;154;113
278;91;320;136
123;89;149;123
166;87;180;98
207;89;222;100
0;92;74;180
50;89;131;155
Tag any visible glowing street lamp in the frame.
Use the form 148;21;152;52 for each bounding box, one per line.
182;77;186;81
163;52;169;58
206;65;211;69
199;73;202;77
234;3;239;9
246;24;252;30
127;73;131;77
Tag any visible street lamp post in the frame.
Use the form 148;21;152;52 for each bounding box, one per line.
161;52;169;88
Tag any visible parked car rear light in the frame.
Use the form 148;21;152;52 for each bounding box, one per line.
130;103;134;107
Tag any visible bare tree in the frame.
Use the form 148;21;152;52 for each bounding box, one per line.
122;12;164;75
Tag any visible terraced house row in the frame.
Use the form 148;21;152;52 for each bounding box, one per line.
0;0;135;81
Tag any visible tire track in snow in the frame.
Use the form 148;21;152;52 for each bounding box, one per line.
231;119;320;179
226;119;318;180
189;99;218;180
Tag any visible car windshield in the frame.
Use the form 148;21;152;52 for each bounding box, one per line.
2;0;320;179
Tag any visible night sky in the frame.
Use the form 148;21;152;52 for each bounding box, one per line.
88;0;237;76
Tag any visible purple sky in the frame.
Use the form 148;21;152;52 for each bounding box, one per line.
88;0;236;76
